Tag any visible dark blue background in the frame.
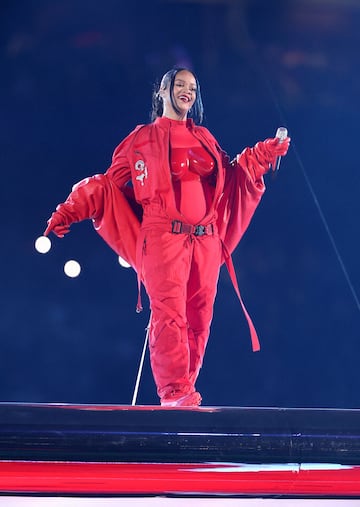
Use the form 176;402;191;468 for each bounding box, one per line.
1;0;359;407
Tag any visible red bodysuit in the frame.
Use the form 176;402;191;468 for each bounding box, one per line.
169;119;215;224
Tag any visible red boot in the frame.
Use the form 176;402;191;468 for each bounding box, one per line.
161;391;202;407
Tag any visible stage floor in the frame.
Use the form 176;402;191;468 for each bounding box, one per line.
0;403;360;498
1;497;360;506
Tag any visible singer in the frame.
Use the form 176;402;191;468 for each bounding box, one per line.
44;67;290;407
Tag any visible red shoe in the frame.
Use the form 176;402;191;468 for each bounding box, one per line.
161;391;202;407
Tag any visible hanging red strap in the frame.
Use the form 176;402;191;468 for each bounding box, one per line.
135;229;146;313
222;244;260;352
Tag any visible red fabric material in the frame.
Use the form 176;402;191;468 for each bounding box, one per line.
169;119;215;178
46;118;269;266
239;137;291;180
45;174;141;270
172;150;214;224
169;121;215;224
140;218;222;398
44;116;284;401
105;117;267;260
171;147;215;179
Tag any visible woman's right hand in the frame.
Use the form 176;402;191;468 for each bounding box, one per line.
43;174;108;238
44;211;70;238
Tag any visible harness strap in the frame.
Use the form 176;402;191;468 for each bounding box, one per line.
222;242;260;352
135;228;146;313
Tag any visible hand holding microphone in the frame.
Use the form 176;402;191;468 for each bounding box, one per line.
273;126;289;172
239;127;290;179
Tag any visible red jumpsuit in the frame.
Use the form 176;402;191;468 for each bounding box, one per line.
46;116;287;404
138;119;220;402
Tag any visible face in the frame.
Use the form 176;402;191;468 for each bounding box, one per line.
160;70;197;120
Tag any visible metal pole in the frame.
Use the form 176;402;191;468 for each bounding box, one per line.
131;313;151;406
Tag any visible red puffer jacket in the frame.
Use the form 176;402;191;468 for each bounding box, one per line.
57;117;267;270
47;118;287;351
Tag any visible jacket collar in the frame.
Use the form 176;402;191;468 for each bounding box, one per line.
154;116;195;129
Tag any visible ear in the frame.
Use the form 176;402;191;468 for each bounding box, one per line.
158;87;166;99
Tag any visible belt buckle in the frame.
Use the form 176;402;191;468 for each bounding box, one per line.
194;225;206;236
171;220;182;234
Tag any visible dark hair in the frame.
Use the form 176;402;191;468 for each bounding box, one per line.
151;67;204;124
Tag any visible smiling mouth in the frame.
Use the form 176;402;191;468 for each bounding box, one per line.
178;95;191;103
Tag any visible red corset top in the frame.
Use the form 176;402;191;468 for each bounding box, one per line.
171;147;215;181
168;119;216;224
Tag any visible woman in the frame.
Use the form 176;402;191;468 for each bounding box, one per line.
44;67;290;407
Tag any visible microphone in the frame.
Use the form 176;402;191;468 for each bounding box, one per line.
274;126;288;172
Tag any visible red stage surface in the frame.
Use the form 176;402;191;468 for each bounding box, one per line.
0;403;360;498
1;461;360;496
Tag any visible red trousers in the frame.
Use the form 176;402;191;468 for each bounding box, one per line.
141;225;222;400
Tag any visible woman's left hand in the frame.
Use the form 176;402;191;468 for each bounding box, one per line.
264;135;291;159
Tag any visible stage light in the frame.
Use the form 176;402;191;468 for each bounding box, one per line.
118;256;131;268
34;235;51;254
64;260;81;278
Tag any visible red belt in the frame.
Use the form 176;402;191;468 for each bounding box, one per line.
171;220;214;236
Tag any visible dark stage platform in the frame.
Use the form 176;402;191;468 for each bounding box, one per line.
0;403;360;497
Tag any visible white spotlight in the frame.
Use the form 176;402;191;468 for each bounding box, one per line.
118;256;131;268
34;235;52;254
64;260;81;278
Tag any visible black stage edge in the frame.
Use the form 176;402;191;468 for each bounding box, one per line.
0;403;360;464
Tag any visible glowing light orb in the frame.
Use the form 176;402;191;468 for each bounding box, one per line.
118;256;131;268
34;235;52;254
64;260;81;278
